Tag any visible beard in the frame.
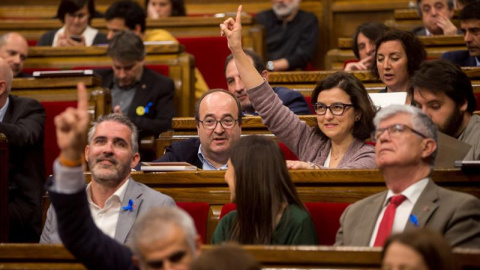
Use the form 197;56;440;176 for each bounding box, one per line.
438;105;464;137
89;154;132;188
272;0;300;19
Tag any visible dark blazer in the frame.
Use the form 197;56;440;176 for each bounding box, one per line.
0;95;45;242
97;68;175;139
36;29;108;46
441;50;478;67
412;26;463;36
273;86;312;115
335;179;480;248
154;138;202;168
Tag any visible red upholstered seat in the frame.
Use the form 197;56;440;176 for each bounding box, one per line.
219;202;350;245
177;36;230;89
176;202;210;244
278;142;298;160
21;68;60;76
304;96;315;114
304;202;350;245
475;93;480;111
41;101;78;177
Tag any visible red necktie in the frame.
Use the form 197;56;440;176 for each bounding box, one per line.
374;194;406;247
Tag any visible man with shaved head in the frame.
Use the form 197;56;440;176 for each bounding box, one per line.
0;32;29;78
0;58;45;242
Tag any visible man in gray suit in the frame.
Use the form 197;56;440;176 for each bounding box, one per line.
335;105;480;248
40;113;175;244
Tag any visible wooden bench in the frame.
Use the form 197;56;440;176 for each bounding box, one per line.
89;169;480;243
0;133;8;242
22;44;195;117
326;35;467;70
0;244;478;269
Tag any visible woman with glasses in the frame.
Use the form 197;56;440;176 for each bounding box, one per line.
212;135;318;245
37;0;107;47
220;6;377;169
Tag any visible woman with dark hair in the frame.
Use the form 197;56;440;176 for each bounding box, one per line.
37;0;107;47
212;136;317;245
345;22;389;71
382;229;457;270
371;29;426;93
146;0;186;18
220;6;377;169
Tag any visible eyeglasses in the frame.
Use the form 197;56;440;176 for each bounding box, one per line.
371;124;427;142
314;103;353;116
145;250;186;269
198;117;238;130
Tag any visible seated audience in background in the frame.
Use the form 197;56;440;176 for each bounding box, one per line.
146;0;186;18
224;50;312;115
37;0;108;47
40;113;175;244
413;0;459;36
455;0;479;9
256;0;319;71
97;30;175;160
221;7;376;169
191;244;260;270
0;59;45;242
0;33;29;78
382;229;457;270
441;1;480;66
212;135;318;245
344;22;389;71
48;84;201;270
409;59;480;160
153;89;242;170
372;30;426;93
335;104;480;248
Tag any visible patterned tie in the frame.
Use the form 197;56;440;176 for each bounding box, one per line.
374;194;406;247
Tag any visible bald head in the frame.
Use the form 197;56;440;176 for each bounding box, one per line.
0;32;28;77
0;59;13;106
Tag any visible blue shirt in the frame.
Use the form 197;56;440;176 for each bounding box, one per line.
0;96;9;122
197;145;228;170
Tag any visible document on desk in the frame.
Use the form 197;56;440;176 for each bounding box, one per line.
140;162;197;171
436;132;472;169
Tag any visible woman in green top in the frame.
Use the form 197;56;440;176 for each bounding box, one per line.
212;135;318;245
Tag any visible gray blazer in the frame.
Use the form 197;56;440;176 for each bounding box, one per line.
40;178;175;244
335;179;480;248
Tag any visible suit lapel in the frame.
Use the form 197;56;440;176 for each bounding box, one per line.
127;70;148;117
115;179;144;243
352;192;387;246
405;179;439;230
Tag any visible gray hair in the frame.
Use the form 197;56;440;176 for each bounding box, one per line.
129;207;198;260
87;113;139;153
107;31;145;62
416;0;454;18
0;33;9;48
374;105;438;168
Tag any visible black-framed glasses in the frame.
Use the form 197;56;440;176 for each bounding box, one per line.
145;250;186;269
314;103;353;116
198;116;238;130
371;124;427;142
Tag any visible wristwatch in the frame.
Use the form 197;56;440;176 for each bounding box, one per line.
266;61;274;71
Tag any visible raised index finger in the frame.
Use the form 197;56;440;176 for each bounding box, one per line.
236;5;243;25
76;82;88;112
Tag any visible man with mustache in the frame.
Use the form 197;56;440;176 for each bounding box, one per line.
0;32;30;78
40;113;175;244
441;2;480;67
256;0;319;71
409;59;479;160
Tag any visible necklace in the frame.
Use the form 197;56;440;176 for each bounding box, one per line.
331;151;341;161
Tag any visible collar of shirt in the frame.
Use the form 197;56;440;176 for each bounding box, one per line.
475;57;480;67
384;178;429;207
0;96;9;122
197;145;228;170
86;178;130;210
425;28;432;36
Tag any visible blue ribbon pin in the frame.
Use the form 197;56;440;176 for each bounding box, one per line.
409;214;419;227
122;199;134;211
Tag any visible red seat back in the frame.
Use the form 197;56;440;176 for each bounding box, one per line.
278;142;298;160
41;101;78;176
475;93;480;111
304;202;350;245
21;68;60;76
219;203;237;219
177;36;230;89
176;202;210;244
304;96;315;114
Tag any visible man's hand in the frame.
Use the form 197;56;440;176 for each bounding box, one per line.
220;5;243;52
54;83;90;162
113;105;124;116
286;160;319;170
436;14;458;35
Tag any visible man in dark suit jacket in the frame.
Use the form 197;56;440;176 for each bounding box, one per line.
440;2;480;67
335;105;480;248
413;0;458;36
0;59;45;242
99;31;174;159
224;50;312;115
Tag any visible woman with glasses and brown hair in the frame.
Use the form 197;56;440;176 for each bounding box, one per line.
220;6;377;169
212;135;318;245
